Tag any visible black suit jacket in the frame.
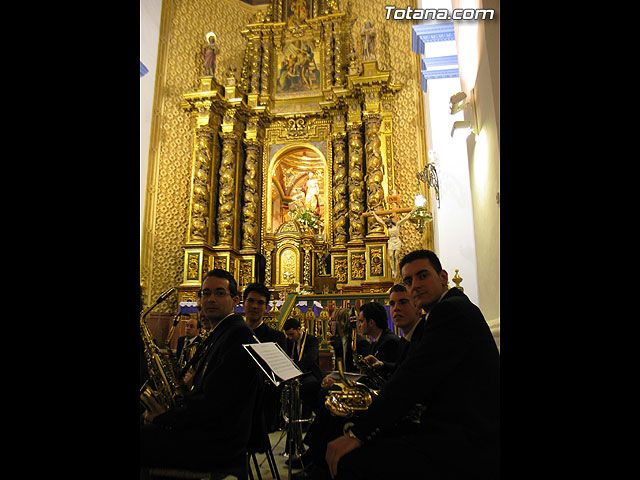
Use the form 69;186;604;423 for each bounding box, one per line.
370;327;402;364
252;321;286;350
351;289;500;478
380;316;426;376
176;335;202;362
153;314;261;458
330;334;371;373
286;331;323;381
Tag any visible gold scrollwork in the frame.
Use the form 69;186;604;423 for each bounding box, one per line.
187;253;200;280
239;260;253;286
350;252;366;280
369;246;383;276
287;118;307;137
214;257;227;270
334;257;348;283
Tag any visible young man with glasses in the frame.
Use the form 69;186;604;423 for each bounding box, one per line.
140;269;262;472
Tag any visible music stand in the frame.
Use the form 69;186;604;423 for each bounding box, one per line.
243;342;306;479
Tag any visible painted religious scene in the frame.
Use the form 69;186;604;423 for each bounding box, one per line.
276;39;321;96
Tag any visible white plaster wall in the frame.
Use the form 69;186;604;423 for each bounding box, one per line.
140;0;163;251
451;0;500;324
424;77;480;307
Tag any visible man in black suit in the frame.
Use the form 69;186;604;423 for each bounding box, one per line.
356;302;401;366
243;282;286;431
364;283;424;377
326;250;500;480
283;317;324;417
243;283;286;348
175;317;202;370
140;269;262;471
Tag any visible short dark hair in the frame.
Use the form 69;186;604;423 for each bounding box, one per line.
359;301;388;329
398;249;443;275
283;318;301;331
389;283;408;293
199;268;239;297
243;282;271;304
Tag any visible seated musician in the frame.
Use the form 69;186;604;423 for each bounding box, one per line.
325;250;500;480
362;283;423;377
356;302;401;369
244;282;286;431
320;308;371;390
140;269;263;472
283;317;323;420
175;317;202;370
291;308;373;478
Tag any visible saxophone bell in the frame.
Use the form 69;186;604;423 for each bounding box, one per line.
139;287;184;412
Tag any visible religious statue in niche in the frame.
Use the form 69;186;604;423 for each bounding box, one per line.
361;21;376;61
316;242;330;276
202;32;219;76
302;171;320;215
369;207;416;279
277;39;320;94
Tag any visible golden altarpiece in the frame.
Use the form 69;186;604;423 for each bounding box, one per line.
154;0;434;306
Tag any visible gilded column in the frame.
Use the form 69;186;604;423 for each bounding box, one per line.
188;125;215;244
324;23;334;88
333;21;345;87
217;132;238;246
260;36;271;96
364;114;385;234
303;241;312;286
242;139;261;251
347;123;365;241
332;112;348;246
263;240;275;286
250;39;261;94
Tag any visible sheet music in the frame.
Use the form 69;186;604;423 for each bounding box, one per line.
244;342;303;384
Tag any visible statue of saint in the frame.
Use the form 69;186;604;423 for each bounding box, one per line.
202;32;219;76
302;171;320;214
317;243;330;276
361;21;376;61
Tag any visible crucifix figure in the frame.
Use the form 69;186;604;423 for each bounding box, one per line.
365;204;416;279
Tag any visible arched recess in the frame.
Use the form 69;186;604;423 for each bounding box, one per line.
266;142;331;241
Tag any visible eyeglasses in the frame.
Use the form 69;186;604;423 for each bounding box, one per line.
199;288;231;298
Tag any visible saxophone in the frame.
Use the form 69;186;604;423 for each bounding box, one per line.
140;287;184;411
324;310;384;417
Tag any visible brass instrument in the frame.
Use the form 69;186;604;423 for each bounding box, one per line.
324;309;383;417
348;312;387;391
179;339;199;371
164;311;183;372
140;287;184;411
324;358;377;417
